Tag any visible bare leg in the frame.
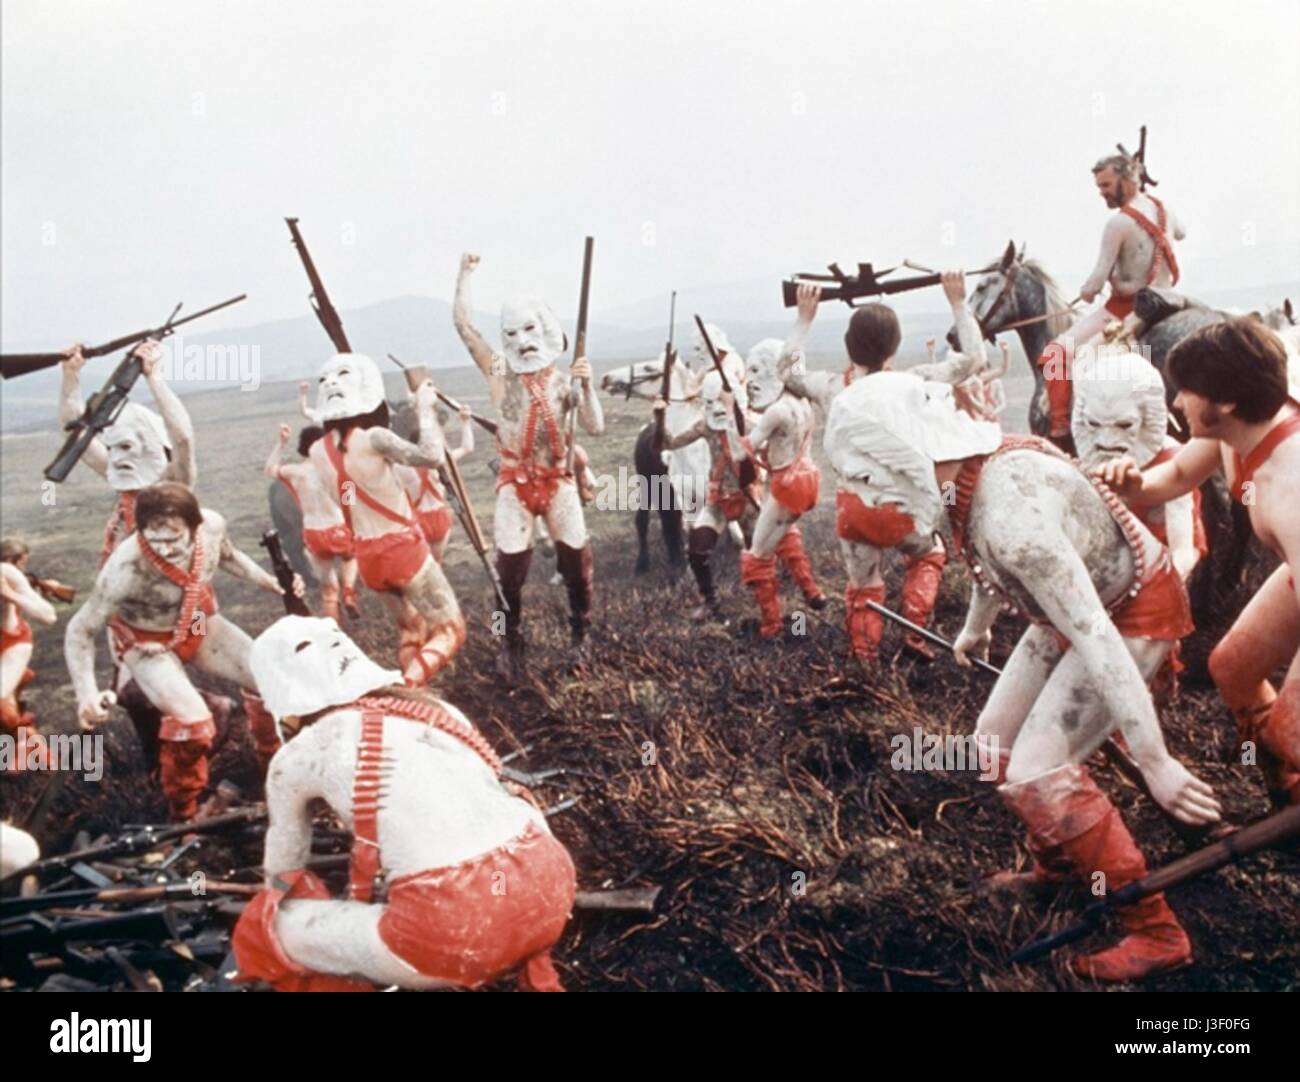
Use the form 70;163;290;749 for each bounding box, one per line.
841;539;886;662
305;551;340;621
124;647;214;819
393;556;465;686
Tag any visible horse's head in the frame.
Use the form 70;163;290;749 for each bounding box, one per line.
1260;298;1297;332
600;357;666;399
945;241;1028;349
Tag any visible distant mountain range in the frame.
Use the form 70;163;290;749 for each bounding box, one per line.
3;275;1295;431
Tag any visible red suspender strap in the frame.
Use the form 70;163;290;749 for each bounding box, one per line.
100;492;138;566
417;467;443;503
1231;411;1300;503
348;709;386;904
323;431;417;529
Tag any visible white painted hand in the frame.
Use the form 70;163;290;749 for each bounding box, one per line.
77;690;116;729
1144;756;1222;825
952;626;990;668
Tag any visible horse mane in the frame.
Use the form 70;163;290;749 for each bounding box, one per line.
1022;259;1073;337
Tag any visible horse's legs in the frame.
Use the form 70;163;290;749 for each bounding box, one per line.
635;503;651;575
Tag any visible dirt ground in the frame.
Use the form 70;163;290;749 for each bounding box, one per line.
2;361;1297;992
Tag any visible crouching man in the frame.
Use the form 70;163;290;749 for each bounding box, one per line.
233;616;576;991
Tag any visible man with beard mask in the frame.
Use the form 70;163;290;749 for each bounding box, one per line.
453;253;603;678
231;616;575;992
1099;318;1300;807
654;370;761;621
58;341;251;790
1036;153;1187;445
307;353;465;687
65;483;304;821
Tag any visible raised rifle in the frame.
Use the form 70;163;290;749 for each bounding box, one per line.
564;236;595;478
653;291;677;453
1;293;247;381
260;530;311;616
782;248;1009;308
693;315;759;501
285;217;351;352
1010;804;1300;965
385;355;498;436
43;295;247;483
1117;124;1158;191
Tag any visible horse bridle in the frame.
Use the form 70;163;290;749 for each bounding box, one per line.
974;261;1021;341
610;362;698;403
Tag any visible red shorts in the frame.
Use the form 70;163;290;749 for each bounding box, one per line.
416;505;455;546
769;455;821;516
108;599;216;665
303;524;355;560
1104;292;1136;319
499;466;568;517
353;529;431;592
835;489;916;548
707;486;752;523
377;820;575;986
1111;559;1195;642
1;617;32;654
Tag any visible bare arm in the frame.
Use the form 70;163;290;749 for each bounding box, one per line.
778;283;820;400
218;528;282;594
661;413;708;450
139;342;196;486
368;385;445;468
1163;493;1200;580
0;566;57;626
1080;215;1127;301
740;400;782;461
264;424;291;480
571;358;604;436
65;555;133;714
453;253;495;376
1096;438;1220;505
298;382;322;425
952;584;1000;667
451;407;475;461
263;736;322;879
1170;207;1187;242
57;348;108;477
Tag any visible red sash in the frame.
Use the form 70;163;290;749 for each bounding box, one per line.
1230;410;1300;504
496;367;571;514
135;532;217;654
1119;194;1180;287
100;492;138;566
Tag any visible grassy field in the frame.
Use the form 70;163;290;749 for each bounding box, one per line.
1;354;1296;992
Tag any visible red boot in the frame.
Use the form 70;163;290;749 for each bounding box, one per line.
1036;342;1073;439
774;527;825;607
844;584;886;662
740;552;783;638
1259;682;1300;805
1000;764;1191;982
158;715;216;822
900;547;946;659
980;747;1073;893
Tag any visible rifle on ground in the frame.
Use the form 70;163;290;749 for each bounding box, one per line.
1;293;247;381
564;236;595;479
285;217;351;352
653;291;677;453
1010;803;1300;965
260;530;311;616
43;295;247;483
1117;124;1157;191
386;355;498;435
782;245;1012;308
693;315;760;502
0;880;261;918
865;598;1211;846
0;806;266;886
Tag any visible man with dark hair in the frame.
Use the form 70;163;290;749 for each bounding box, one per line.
776;275;984;663
1100;317;1300;806
1036;152;1186;444
265;423;360;621
65;482;303;820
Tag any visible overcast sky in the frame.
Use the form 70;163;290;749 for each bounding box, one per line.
3;0;1297;345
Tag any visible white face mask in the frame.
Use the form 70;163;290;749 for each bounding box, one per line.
249;616;402;730
102;405;170;491
700;370;748;431
500;297;565;375
744;338;785;412
316;353;385;421
691;323;731;371
1071;349;1166;471
141;518;193;564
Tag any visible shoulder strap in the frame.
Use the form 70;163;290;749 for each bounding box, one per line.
1232;412;1300;503
323;430;416;529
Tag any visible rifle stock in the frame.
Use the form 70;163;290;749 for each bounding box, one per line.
260;530;310;616
285;217;351;353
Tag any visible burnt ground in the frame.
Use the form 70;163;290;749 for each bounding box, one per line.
1;370;1297;992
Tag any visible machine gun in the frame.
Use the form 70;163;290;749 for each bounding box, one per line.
1;293;246;381
43;295;247;483
782;247;1009;308
260;530;311;616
